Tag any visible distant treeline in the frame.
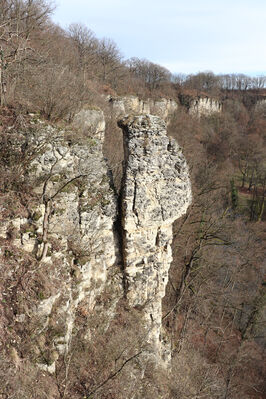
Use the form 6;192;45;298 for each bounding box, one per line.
0;0;265;119
174;72;266;91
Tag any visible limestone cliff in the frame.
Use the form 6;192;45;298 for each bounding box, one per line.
0;108;191;380
108;94;221;119
0;109;120;372
108;95;178;120
189;96;222;116
118;115;192;361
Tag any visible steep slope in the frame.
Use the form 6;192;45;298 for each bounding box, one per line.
0;109;191;397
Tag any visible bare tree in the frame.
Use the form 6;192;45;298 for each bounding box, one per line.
67;23;98;81
126;57;171;91
0;0;54;105
96;37;123;86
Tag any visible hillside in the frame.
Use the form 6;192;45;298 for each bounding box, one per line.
0;1;265;398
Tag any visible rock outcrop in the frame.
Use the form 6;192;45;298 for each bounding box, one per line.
0;109;120;372
189;96;222;116
33;110;120;364
109;95;178;120
118;114;192;361
108;94;221;120
0;108;191;376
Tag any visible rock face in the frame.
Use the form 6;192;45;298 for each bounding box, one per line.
109;95;178;120
72;108;106;141
33;110;119;361
0;110;120;371
189;97;222;116
118;114;192;360
0;108;191;378
108;94;222;120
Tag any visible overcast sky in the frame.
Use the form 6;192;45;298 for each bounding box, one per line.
52;0;266;76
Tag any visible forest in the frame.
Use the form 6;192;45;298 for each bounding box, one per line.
0;1;265;398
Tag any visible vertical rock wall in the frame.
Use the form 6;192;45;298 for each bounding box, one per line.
109;95;178;120
189;97;222;116
118;114;192;361
108;94;222;119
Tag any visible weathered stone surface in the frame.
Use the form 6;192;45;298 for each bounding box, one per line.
109;95;178;121
31;123;118;356
1;112;120;365
108;94;221;120
72;108;106;141
189;97;222;116
118;114;192;361
1;108;191;378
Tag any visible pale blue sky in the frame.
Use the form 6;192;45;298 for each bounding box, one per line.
52;0;266;75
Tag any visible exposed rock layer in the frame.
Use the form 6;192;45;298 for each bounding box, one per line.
109;95;178;120
0;110;120;371
0;108;191;373
108;94;222;120
189;96;222;116
118;114;192;360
